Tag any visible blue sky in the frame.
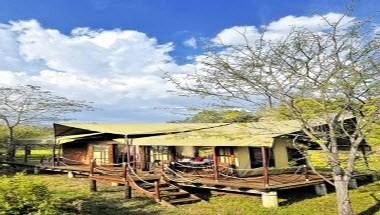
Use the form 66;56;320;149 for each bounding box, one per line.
0;0;379;122
1;0;377;61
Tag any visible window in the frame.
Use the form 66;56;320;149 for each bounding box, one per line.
150;146;169;162
249;147;275;168
287;148;306;165
218;147;235;166
93;145;109;165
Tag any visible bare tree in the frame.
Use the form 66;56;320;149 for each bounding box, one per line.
0;85;92;161
169;13;380;215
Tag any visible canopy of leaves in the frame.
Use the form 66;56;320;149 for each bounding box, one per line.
0;126;51;146
183;109;259;123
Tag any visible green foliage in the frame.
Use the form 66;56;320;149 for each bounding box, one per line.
185;109;259;123
0;125;51;145
0;173;59;215
274;98;347;120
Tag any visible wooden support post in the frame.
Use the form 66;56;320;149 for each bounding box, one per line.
261;146;269;187
52;142;56;167
57;144;62;166
88;159;96;195
89;159;95;176
122;162;127;180
125;181;132;199
139;146;146;171
90;180;97;192
154;180;161;201
23;145;28;164
161;162;165;172
122;161;132;199
303;164;309;181
132;141;137;172
213;147;219;181
125;136;131;164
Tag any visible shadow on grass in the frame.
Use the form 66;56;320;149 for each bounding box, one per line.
358;194;380;215
278;185;331;206
59;195;164;215
181;186;213;200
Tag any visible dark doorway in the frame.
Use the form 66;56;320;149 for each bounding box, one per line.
249;147;275;168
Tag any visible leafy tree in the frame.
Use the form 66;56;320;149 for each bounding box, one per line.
0;85;91;161
183;109;259;123
0;126;52;145
169;12;380;215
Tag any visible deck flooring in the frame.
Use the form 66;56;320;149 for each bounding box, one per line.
2;161;332;193
164;172;328;192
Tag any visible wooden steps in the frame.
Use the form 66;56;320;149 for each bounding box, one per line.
135;179;202;206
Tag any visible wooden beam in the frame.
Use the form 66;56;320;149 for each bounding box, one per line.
132;140;137;171
52;137;56;167
57;144;62;166
213;147;219;181
89;159;95;176
23;145;28;164
261;146;269;187
139;146;145;170
125;135;131;164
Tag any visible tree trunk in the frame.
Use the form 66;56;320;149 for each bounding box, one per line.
267;95;273;108
334;175;354;215
6;126;15;161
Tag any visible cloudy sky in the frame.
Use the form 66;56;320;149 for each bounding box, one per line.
0;0;379;122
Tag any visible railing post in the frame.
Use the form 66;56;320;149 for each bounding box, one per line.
89;159;97;192
213;147;219;181
23;145;28;164
52;137;57;167
303;164;309;181
90;179;97;192
161;161;165;173
89;159;95;176
123;162;132;199
122;162;127;180
261;146;269;187
154;180;161;201
133;144;137;172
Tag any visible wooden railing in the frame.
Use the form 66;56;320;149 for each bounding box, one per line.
88;160;161;202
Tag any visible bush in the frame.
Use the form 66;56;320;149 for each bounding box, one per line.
0;173;59;215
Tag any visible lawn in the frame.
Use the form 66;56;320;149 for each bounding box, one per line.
1;168;378;215
1;149;379;214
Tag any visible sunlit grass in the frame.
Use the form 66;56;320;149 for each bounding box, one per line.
9;172;380;215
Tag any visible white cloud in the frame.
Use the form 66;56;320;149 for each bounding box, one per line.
0;19;196;121
183;37;197;48
0;13;361;122
212;26;260;45
212;13;355;45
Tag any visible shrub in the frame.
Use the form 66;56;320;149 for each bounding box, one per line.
0;173;59;215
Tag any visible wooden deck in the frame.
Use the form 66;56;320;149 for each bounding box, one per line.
2;161;373;194
163;172;329;193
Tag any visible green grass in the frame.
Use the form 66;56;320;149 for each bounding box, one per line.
0;168;378;215
2;148;379;214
